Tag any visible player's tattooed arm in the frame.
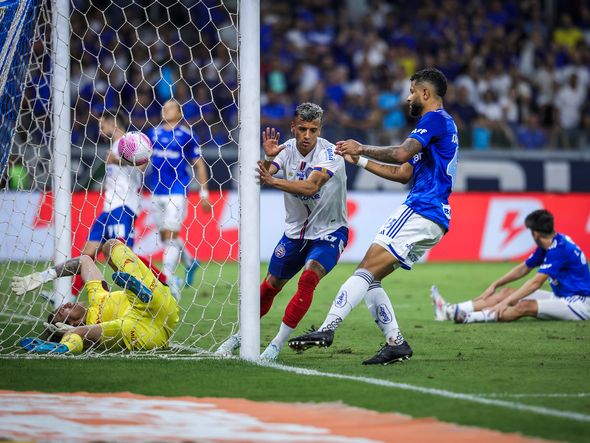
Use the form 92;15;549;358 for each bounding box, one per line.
53;258;82;277
360;138;423;164
335;138;422;164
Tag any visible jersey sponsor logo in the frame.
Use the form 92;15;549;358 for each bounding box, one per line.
411;128;427;135
274;243;286;258
377;304;392;324
441;203;451;220
334;290;347;308
298;193;320;201
480;198;541;260
540;263;552;269
325;146;335;161
413;153;422;163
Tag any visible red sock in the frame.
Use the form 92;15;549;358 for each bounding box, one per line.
260;279;281;318
72;274;84;296
283;270;320;329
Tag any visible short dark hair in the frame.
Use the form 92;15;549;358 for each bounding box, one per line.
410;68;448;98
525;209;554;235
294;102;323;121
99;109;128;129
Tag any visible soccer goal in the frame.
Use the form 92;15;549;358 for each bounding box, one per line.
0;0;260;360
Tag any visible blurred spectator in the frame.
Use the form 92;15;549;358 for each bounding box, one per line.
553;73;586;148
17;0;590;151
553;14;584;50
516;113;548;150
261;91;292;136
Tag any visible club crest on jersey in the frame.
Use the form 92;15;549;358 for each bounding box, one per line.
274;243;286;258
377;304;392;324
334;290;347;308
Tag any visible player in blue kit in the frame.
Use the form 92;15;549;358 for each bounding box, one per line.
432;209;590;323
289;68;459;365
145;99;210;299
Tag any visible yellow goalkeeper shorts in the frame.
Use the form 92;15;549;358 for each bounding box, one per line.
100;316;171;351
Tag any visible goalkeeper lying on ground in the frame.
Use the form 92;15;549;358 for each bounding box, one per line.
12;239;179;354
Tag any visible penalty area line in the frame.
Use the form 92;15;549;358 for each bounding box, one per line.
258;361;590;423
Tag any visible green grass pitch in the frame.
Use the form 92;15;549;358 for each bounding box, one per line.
0;261;588;442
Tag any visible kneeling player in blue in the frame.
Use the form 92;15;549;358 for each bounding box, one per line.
432;209;590;323
216;103;348;360
289;69;459;365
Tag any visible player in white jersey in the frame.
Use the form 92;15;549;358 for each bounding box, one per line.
290;69;458;365
216;103;349;360
69;111;145;299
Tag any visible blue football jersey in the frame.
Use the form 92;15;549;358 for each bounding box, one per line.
525;233;590;298
405;109;458;230
145;125;202;195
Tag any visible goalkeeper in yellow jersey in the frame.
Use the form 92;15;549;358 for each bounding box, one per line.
13;239;179;354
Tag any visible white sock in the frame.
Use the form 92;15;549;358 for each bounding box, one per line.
163;239;181;280
364;281;404;346
464;310;497;323
446;300;474;320
270;322;294;350
458;301;474;313
319;269;373;332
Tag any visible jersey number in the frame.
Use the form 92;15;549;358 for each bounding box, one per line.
107;224;127;239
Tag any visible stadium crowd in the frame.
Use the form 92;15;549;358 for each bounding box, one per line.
19;0;590;150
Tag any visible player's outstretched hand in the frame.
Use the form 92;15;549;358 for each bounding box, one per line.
11;273;45;296
256;160;275;187
335;139;362;156
262;127;284;157
342;153;360;165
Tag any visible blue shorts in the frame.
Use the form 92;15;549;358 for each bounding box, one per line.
268;227;348;280
88;206;136;247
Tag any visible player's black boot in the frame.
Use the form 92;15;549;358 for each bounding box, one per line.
288;328;334;352
362;341;413;365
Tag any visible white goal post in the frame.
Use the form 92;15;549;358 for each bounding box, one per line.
237;0;260;361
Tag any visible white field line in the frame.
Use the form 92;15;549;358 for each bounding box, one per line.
0;312;40;322
258;361;590;423
479;393;590;398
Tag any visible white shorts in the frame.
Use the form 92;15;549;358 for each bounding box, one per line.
151;195;187;232
524;290;590;321
373;205;444;270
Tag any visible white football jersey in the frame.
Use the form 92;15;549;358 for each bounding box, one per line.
272;137;347;240
102;137;143;214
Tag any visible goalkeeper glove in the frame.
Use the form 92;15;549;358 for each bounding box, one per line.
11;269;56;296
43;321;74;335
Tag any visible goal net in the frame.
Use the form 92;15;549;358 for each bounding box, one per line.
0;0;249;358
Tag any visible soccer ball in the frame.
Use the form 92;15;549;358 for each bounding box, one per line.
118;131;153;166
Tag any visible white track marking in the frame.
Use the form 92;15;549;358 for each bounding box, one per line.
258;361;590;423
